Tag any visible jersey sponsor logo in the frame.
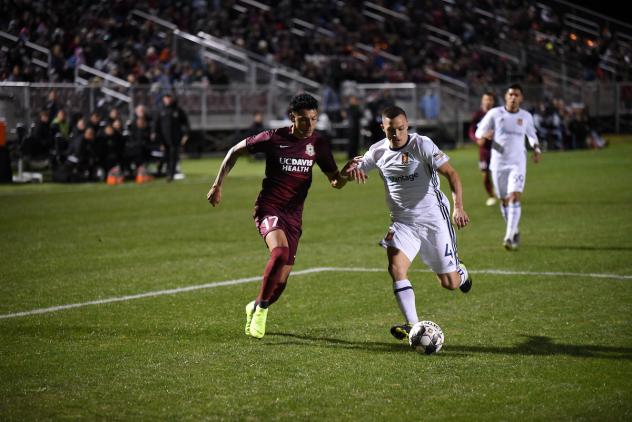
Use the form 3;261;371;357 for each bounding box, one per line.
279;145;290;148
517;118;523;126
279;157;313;173
387;172;419;183
433;151;446;161
401;152;409;165
305;143;315;157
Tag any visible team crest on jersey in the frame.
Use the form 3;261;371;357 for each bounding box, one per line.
517;118;523;126
305;143;315;157
401;152;409;165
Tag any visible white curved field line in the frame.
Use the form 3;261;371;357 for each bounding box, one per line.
1;267;630;320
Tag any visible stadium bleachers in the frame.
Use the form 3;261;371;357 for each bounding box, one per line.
1;0;631;154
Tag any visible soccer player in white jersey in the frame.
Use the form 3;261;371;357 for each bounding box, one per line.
475;84;542;250
344;105;472;342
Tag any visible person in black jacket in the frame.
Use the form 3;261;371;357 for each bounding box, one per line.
152;93;190;182
26;110;53;159
127;115;151;171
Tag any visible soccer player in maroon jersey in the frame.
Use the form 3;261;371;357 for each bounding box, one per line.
468;92;496;206
206;93;355;339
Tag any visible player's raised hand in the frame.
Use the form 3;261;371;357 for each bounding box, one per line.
452;207;470;229
207;184;221;207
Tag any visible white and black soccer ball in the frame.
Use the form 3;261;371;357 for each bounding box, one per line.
408;320;444;354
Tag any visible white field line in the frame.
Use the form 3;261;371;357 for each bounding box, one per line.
1;267;630;320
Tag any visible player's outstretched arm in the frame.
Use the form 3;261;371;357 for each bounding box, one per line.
207;140;248;207
437;162;470;229
326;157;365;189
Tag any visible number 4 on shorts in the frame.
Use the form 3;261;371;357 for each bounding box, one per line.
444;243;453;258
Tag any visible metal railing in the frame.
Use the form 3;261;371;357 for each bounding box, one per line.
0;30;50;69
1;81;630;145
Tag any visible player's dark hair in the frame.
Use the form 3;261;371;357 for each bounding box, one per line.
288;93;319;114
507;84;523;93
381;105;407;120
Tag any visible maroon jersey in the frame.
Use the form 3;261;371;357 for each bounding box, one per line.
246;127;337;213
469;109;492;164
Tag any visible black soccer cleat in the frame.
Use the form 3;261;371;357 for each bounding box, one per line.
390;323;413;342
512;231;521;249
458;262;473;293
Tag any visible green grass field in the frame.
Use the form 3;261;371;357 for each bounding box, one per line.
1;137;631;420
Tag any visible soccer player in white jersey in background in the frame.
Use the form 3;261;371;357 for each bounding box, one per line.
344;105;472;342
475;84;542;251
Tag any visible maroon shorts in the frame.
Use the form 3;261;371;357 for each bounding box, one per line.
478;147;491;171
253;205;302;265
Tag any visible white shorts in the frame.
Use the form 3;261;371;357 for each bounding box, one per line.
380;217;460;275
491;164;526;199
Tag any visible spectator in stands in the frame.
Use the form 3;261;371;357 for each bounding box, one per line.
534;101;563;150
45;90;60;122
568;104;590;150
322;83;342;123
51;109;70;143
419;86;439;120
127;115;151;173
68;117;87;159
75;127;99;181
108;108;122;125
246;112;265;138
98;124;124;175
152;93;190;182
27;110;52;160
88;111;103;134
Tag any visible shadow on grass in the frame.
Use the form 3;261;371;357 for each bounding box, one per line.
266;332;409;354
446;336;632;360
268;333;632;360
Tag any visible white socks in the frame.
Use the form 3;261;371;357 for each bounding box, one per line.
393;279;419;325
504;202;521;240
500;203;508;222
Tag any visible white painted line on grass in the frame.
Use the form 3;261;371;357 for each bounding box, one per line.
1;267;630;320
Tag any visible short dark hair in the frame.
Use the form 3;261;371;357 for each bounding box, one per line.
507;84;523;93
289;93;319;114
381;105;407;120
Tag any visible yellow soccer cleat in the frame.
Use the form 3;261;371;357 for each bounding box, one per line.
390;323;413;342
249;306;269;339
245;301;256;336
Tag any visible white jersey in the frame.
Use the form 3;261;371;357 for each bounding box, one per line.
358;133;450;224
475;106;538;171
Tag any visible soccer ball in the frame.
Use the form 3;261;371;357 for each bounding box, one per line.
408;320;444;354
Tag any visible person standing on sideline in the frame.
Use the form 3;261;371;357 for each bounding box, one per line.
475;84;541;251
207;93;355;339
468;92;497;206
344;95;363;160
153;93;190;182
344;105;472;343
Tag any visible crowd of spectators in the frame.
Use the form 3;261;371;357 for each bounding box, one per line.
532;97;607;150
1;0;630;88
17;89;190;183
